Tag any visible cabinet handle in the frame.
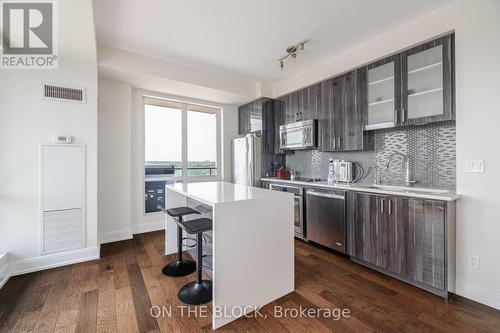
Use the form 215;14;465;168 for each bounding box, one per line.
338;137;342;149
333;137;336;149
249;123;252;131
388;200;392;215
380;198;385;214
394;109;398;123
402;108;406;123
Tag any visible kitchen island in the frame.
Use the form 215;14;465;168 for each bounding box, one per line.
164;182;294;329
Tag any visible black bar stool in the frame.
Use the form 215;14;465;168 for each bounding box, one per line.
160;206;200;277
176;217;213;305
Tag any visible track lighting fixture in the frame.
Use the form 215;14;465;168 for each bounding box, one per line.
278;41;307;70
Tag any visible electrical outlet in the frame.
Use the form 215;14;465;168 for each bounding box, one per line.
470;255;480;269
465;160;484;173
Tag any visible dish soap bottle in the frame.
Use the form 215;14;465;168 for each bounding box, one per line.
328;157;335;183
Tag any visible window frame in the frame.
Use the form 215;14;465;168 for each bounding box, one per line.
143;96;222;184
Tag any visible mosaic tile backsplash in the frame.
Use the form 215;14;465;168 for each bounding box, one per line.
285;121;456;190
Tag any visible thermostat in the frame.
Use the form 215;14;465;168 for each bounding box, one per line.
54;135;72;144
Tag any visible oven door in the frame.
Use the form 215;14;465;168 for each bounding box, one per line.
293;194;305;239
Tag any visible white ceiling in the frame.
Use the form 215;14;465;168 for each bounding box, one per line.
94;0;451;82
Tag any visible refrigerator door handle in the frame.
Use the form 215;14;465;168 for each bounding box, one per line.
247;136;252;186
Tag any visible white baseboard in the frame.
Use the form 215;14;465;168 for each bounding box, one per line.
99;228;133;245
0;246;100;289
132;220;164;235
456;278;500;310
99;221;164;245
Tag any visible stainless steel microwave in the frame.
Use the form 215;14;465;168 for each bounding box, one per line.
279;119;317;150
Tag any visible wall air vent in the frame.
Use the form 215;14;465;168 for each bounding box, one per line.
42;83;86;103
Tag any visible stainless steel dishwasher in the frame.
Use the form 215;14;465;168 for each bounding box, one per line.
306;188;346;253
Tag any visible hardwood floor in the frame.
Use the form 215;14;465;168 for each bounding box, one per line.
1;231;499;332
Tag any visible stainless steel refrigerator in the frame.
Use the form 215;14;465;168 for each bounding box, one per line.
232;135;262;187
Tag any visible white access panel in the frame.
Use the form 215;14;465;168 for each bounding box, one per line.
42;145;84;211
41;144;85;254
42;208;84;253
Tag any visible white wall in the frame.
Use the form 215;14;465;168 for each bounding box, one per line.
96;84;239;242
97;79;133;243
222;105;239;182
270;0;500;309
0;0;99;286
0;58;99;264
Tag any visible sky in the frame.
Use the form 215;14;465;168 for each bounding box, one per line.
144;105;217;162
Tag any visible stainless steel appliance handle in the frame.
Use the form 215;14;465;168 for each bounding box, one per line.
280;130;286;149
269;184;280;191
306;190;344;200
388;199;393;215
271;184;301;192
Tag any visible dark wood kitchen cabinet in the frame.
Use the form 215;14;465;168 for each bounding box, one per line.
320;76;343;151
346;191;393;268
273;99;285;153
363;33;454;129
401;34;454;125
277;83;322;126
347;191;454;297
390;197;447;290
261;99;275;154
238;102;251;134
364;53;402;130
238;97;270;135
319;70;372;152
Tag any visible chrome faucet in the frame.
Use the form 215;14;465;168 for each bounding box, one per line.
385;152;416;187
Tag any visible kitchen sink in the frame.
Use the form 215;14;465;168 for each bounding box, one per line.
365;184;450;194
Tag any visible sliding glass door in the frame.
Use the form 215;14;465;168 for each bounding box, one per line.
143;97;221;214
187;104;218;177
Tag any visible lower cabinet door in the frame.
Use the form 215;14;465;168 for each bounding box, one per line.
347;191;388;267
348;192;446;291
390;197;446;290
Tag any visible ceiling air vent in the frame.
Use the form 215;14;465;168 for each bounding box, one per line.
42;83;86;103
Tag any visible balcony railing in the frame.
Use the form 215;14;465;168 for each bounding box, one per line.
146;163;217;177
174;166;218;177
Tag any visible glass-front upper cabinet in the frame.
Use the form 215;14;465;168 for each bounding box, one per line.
402;34;454;124
366;55;402;130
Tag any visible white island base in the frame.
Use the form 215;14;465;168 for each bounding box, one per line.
165;182;294;329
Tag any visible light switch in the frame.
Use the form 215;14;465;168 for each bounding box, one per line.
465;160;484;173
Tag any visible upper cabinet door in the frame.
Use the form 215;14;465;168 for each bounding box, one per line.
238;104;251;135
366;54;402;130
249;99;263;133
238;98;270;135
319;76;343;151
402;34;454;125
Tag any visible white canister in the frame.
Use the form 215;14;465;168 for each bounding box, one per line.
327;157;335;183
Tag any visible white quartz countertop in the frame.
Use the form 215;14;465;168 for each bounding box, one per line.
166;181;293;206
261;178;460;201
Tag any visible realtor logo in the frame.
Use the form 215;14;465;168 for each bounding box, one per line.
1;0;58;69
